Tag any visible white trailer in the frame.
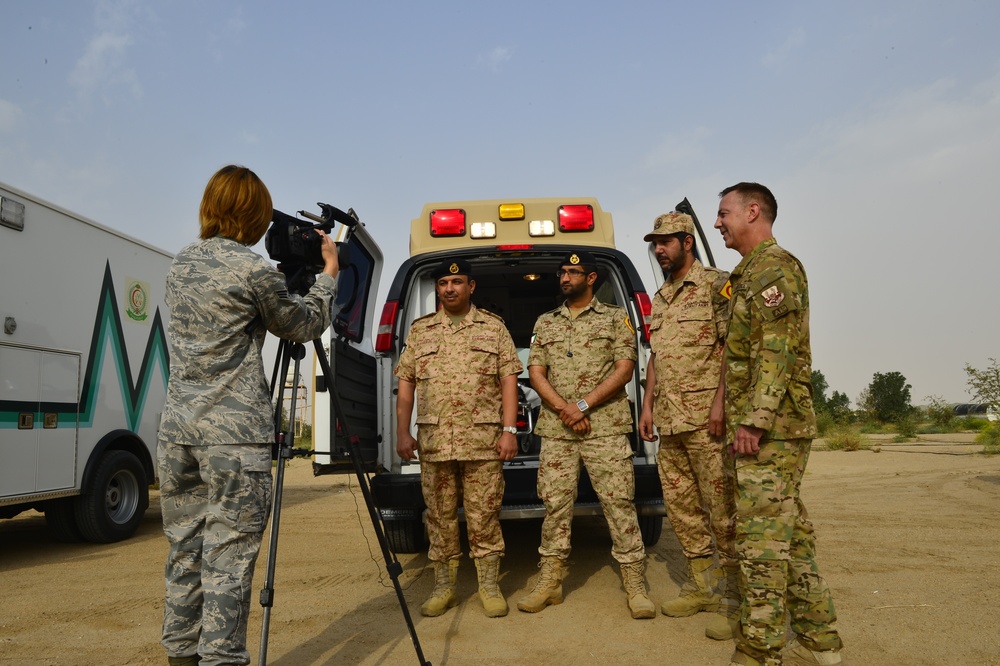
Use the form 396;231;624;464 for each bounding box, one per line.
0;182;171;542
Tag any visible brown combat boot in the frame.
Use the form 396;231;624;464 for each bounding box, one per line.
661;555;721;617
706;564;741;640
517;556;565;613
474;554;509;617
420;558;460;617
620;559;655;619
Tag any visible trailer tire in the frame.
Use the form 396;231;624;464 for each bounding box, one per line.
383;515;428;554
75;450;149;543
638;514;663;546
44;497;84;542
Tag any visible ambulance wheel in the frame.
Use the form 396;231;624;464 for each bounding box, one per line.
639;514;663;546
44;497;84;542
75;450;149;543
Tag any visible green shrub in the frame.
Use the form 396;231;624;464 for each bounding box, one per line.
815;410;836;437
895;413;917;438
825;427;871;451
977;422;1000;454
964;417;990;431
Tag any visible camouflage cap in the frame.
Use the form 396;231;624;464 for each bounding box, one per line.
643;212;695;241
559;250;597;271
430;258;473;280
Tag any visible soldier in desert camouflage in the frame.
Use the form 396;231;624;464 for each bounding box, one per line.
715;182;844;666
517;250;655;620
394;258;522;619
158;165;339;666
637;211;739;640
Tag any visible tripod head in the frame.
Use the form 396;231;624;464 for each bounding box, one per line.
265;202;361;296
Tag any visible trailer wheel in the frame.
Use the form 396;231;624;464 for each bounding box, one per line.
44;497;84;542
75;450;149;543
638;514;663;546
383;515;428;554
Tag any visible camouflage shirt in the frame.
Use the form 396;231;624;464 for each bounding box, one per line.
159;237;337;446
649;260;730;434
725;238;817;441
528;297;637;439
394;306;522;462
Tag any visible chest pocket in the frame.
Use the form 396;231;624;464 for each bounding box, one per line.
414;341;440;380
676;300;715;346
469;334;499;374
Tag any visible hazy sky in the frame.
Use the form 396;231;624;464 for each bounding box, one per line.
2;1;998;405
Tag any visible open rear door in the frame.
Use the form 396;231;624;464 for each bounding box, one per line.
312;222;383;474
646;197;718;289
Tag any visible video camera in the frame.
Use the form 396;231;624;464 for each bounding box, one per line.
265;202;360;294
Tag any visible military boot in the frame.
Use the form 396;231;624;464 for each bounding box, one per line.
661;555;721;617
473;554;508;617
782;638;845;666
516;556;565;613
706;564;741;640
620;559;656;619
167;657;201;666
420;558;460;617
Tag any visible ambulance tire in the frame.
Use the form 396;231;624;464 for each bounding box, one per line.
638;514;663;546
75;450;149;543
384;515;428;554
44;497;84;542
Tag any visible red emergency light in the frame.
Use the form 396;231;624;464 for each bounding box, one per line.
558;204;594;232
430;209;466;237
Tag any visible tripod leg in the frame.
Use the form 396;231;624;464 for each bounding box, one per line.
314;339;432;666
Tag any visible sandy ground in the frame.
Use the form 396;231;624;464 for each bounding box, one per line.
2;434;999;666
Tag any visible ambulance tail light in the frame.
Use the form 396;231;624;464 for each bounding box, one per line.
375;300;400;353
634;291;652;341
430;209;466;237
558;204;594;232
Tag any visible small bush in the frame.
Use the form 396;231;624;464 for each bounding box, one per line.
815;410;836;437
964;417;990;431
895;413;917;438
977;422;1000;454
825;428;871;451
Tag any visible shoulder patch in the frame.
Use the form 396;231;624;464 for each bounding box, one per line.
623;314;635;334
719;279;732;301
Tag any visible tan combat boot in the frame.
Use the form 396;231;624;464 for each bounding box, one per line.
661;555;722;617
620;559;656;619
705;564;741;640
420;558;460;617
474;554;509;617
516;556;565;613
783;638;845;666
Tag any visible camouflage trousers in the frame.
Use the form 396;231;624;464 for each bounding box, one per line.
537;435;645;564
656;428;737;564
734;438;842;663
158;442;273;666
421;459;505;562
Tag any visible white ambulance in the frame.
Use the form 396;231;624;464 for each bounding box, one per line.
0;182;171;542
313;197;717;552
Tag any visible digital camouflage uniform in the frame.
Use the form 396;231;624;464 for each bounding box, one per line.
394;305;522;562
725;238;842;664
528;297;644;564
158;236;336;666
649;259;736;564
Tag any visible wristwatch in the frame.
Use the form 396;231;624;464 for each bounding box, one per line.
502;426;518;435
576;398;590;413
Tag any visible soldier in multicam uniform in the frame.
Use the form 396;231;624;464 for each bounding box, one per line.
637;212;739;639
517;250;656;620
158;165;339;666
394;258;522;619
715;183;844;666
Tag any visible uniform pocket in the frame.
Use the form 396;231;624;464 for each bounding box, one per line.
414;342;440;380
677;302;715;347
236;447;273;534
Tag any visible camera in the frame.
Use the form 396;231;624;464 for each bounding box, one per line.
264;203;360;294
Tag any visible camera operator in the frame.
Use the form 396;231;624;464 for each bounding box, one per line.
157;165;338;666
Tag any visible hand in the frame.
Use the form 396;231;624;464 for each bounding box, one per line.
638;407;657;442
731;424;765;456
558;402;587;428
571;416;591;435
397;432;419;460
497;432;518;461
708;394;726;438
317;231;340;278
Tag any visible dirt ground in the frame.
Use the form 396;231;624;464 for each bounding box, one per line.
2;434;999;666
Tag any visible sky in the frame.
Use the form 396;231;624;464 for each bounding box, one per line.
2;1;999;406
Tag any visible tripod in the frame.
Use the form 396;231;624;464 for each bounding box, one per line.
258;335;431;666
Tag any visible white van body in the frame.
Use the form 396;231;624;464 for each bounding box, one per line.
0;182;171;542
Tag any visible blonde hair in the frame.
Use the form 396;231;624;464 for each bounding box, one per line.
199;165;273;245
